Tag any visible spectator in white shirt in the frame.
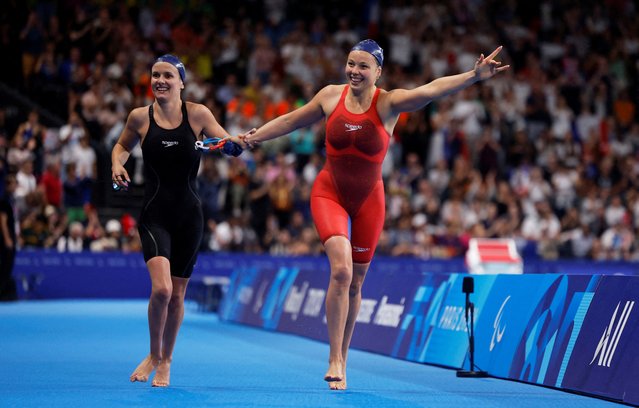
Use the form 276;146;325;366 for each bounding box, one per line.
57;221;85;252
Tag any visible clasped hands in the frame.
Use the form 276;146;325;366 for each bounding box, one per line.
229;128;259;150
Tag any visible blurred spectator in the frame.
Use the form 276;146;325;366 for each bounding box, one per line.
90;7;114;60
287;226;318;255
70;134;96;180
13;110;45;175
226;157;250;217
551;163;579;215
39;158;63;208
19;205;49;248
57;221;86;252
43;205;66;249
4;0;639;261
600;221;634;260
121;227;142;253
197;157;227;223
248;34;277;85
301;153;323;185
19;11;46;89
206;217;244;252
269;173;294;229
62;162;91;223
333;17;358;49
269;228;292;256
247;162;271;249
521;200;561;242
560;224;596;259
59;111;88;169
90;218;121;252
289;126;317;172
6;133;32;176
15;159;37;216
604;196;628;227
475;128;502;178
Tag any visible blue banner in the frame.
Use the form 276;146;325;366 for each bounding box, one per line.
15;251;149;298
560;276;639;403
218;266;262;324
261;267;300;329
350;270;425;355
474;274;554;376
506;275;600;384
416;275;477;367
473;275;600;383
390;273;451;362
275;269;329;341
218;266;301;329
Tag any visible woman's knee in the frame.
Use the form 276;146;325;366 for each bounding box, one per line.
168;292;185;308
349;280;363;297
349;265;369;296
330;264;352;287
151;286;172;304
348;275;366;296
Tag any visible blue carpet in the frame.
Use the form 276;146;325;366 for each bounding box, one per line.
0;300;621;407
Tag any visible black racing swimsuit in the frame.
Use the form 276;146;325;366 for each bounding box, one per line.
138;102;203;278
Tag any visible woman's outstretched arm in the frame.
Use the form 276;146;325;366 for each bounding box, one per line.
388;46;509;114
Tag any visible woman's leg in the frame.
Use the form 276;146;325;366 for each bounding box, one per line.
152;275;189;387
330;261;370;390
323;235;353;384
329;181;383;389
130;257;172;382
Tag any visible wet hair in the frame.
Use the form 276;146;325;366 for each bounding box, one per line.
154;54;186;83
351;39;384;67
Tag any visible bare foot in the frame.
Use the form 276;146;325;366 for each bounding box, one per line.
130;355;160;382
329;375;347;390
324;361;343;382
151;360;171;387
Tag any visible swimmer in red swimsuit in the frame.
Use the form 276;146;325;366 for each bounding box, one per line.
232;39;509;390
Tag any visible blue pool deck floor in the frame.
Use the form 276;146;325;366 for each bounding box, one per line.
0;300;623;408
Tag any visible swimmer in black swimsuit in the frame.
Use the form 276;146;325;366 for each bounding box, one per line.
111;54;253;387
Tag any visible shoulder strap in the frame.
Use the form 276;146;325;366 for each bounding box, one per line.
372;87;381;104
181;100;188;121
338;85;349;104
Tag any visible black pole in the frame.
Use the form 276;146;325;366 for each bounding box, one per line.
465;292;470;322
469;302;476;373
457;277;488;378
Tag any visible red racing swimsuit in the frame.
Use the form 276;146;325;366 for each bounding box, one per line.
311;85;390;263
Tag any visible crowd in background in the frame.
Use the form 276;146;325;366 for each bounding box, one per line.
0;0;638;261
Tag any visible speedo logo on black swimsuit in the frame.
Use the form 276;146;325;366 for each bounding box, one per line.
162;141;179;147
345;123;362;132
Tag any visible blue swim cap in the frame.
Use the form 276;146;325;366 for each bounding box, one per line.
155;54;186;83
351;39;384;67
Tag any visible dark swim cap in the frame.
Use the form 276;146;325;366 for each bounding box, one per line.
155;54;186;83
351;39;384;67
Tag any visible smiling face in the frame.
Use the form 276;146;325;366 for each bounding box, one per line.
151;61;184;101
345;50;381;90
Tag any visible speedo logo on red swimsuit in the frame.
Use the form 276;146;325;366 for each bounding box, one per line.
353;246;370;252
345;123;363;132
162;141;179;147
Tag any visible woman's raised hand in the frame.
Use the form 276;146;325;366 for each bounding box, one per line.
474;46;510;81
